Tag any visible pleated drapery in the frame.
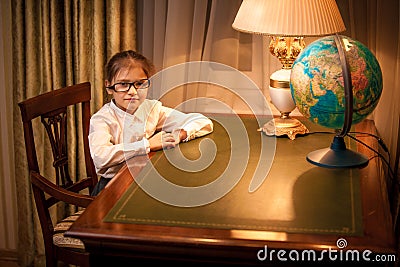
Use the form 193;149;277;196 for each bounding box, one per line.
11;1;136;265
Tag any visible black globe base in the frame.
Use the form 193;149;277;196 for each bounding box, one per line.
306;136;369;168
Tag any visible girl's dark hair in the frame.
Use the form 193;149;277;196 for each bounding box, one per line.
105;50;155;82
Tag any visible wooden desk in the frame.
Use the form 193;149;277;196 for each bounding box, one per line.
66;117;396;266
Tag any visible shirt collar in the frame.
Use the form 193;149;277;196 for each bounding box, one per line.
109;99;147;123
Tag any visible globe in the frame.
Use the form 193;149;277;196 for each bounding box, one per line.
290;35;383;130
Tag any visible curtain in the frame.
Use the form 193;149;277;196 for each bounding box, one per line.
137;0;400;182
337;0;400;176
12;0;136;265
0;0;18;259
138;0;280;116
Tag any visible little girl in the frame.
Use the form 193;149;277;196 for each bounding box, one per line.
89;50;214;196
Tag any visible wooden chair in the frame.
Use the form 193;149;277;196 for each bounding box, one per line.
18;82;98;267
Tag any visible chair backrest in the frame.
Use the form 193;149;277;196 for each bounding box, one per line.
19;82;97;186
18;82;97;266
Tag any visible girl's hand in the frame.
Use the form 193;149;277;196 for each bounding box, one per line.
172;129;188;144
149;131;176;151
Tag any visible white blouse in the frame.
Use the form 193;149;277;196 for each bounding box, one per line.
89;99;214;178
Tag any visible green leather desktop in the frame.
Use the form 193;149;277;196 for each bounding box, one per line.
65;115;395;266
105;116;362;236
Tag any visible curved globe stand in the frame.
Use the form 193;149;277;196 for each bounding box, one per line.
306;34;369;168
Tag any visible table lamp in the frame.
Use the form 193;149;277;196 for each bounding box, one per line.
232;0;346;140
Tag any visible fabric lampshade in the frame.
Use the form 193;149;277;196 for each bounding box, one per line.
232;0;346;36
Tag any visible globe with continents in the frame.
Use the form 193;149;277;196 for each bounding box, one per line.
290;35;382;130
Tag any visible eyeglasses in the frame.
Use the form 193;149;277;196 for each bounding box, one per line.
106;79;150;92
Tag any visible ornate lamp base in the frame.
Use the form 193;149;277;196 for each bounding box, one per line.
260;117;309;140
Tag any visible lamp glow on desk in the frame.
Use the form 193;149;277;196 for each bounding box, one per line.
232;0;346;140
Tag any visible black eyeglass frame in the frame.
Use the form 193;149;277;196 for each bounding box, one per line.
106;79;150;92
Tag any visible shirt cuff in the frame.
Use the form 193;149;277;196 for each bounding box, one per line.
122;138;150;154
143;138;150;153
183;128;196;142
